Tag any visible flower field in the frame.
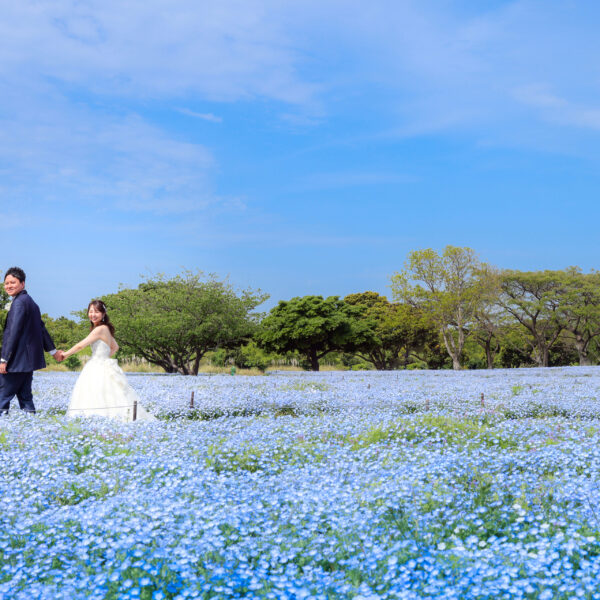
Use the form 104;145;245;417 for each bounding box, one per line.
1;368;600;599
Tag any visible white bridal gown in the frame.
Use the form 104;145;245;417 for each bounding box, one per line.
67;339;155;422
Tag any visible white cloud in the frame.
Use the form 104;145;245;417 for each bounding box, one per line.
278;0;600;145
0;0;318;105
176;108;223;123
513;84;568;110
0;213;23;229
513;84;600;132
298;171;418;191
0;98;217;214
2;0;600;223
0;0;325;218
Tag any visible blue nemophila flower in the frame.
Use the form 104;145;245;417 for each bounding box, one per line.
1;368;600;598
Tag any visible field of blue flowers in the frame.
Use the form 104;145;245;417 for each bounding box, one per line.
1;368;600;600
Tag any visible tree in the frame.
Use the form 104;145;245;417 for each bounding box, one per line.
556;268;600;366
257;295;375;371
0;284;9;336
230;341;274;372
43;315;89;369
390;246;485;370
499;270;564;367
343;292;435;369
496;323;535;368
101;272;267;375
44;315;88;350
469;266;503;369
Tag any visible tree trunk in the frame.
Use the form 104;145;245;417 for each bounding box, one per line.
309;347;319;371
485;339;494;369
192;352;202;376
574;335;591;366
442;330;462;370
534;346;549;367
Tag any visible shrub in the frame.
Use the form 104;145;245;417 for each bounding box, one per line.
64;356;81;370
232;341;272;371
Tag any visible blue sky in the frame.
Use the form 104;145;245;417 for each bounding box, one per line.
2;0;600;317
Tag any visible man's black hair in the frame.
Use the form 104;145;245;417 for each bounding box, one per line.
4;267;26;283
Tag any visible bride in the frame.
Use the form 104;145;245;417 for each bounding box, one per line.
62;300;155;422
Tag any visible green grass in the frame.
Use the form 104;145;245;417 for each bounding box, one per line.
341;414;519;451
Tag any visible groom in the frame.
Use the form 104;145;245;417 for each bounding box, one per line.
0;267;63;414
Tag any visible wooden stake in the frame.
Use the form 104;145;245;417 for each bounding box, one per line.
133;399;138;422
480;393;485;407
190;391;195;409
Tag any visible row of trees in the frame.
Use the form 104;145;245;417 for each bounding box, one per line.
2;249;600;373
391;246;600;370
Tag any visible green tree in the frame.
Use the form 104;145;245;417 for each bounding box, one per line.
0;284;9;335
343;292;435;369
500;270;564;367
43;314;89;369
231;340;274;372
555;268;600;366
469;265;504;369
257;295;375;371
496;323;534;368
101;272;267;375
44;315;88;350
390;246;485;370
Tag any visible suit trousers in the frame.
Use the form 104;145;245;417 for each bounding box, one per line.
0;372;35;414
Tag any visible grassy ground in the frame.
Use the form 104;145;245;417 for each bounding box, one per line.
41;361;345;375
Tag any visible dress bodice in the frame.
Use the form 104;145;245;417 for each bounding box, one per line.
91;339;111;360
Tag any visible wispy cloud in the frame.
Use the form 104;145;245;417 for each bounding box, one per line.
513;84;600;131
0;0;318;105
297;171;418;191
279;1;600;147
176;108;223;123
0;0;325;220
0;213;23;229
0;99;217;214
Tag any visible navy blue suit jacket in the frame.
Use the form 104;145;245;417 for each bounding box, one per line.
1;290;55;372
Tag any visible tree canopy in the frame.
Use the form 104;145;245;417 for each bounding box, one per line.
257;295;375;371
390;246;485;369
100;272;267;375
0;284;9;335
343;292;436;370
499;270;565;368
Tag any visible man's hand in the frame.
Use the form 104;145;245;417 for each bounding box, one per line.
0;362;7;374
54;350;65;363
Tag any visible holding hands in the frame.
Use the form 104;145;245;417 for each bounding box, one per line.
0;350;65;372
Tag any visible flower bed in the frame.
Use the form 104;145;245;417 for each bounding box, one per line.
1;367;599;599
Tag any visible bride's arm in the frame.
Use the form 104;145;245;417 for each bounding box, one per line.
62;329;102;359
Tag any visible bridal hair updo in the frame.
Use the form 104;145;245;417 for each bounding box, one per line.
88;300;116;337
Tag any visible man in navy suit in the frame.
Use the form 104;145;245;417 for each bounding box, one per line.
0;267;63;414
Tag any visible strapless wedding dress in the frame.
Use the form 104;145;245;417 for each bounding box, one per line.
67;340;155;422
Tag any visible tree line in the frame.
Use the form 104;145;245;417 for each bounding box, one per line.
2;248;600;373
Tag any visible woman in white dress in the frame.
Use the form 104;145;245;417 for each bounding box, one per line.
63;300;155;422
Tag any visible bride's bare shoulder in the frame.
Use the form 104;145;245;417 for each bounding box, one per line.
93;325;112;342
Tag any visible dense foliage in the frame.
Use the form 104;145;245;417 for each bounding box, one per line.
391;246;484;370
343;292;437;370
257;295;376;370
100;272;267;375
4;256;600;371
